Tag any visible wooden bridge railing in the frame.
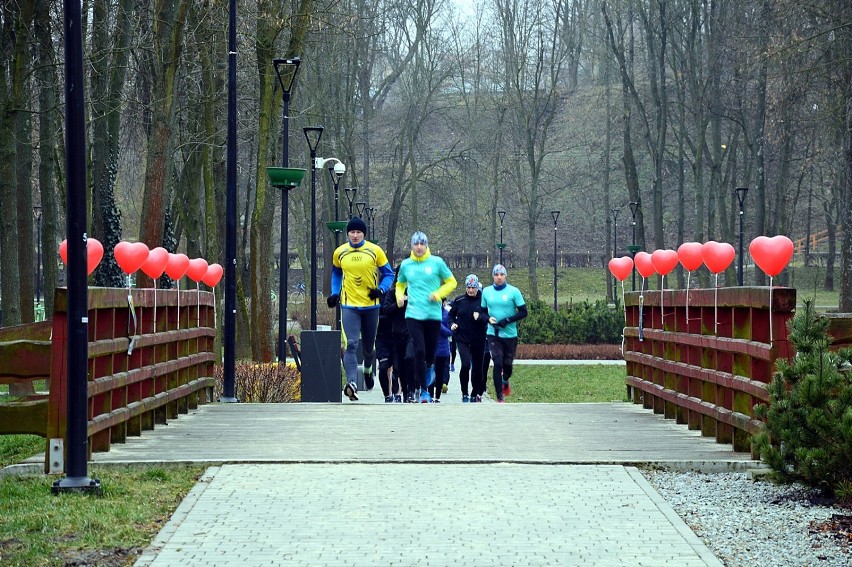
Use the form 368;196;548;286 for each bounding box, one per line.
623;286;796;454
0;286;220;472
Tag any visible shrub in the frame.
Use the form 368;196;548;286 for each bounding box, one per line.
213;362;301;402
520;299;624;345
752;300;852;495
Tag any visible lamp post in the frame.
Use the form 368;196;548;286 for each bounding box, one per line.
355;201;366;220
365;207;376;240
497;210;507;265
344;187;358;219
735;187;748;286
303;126;324;330
610;206;620;298
628;201;640;291
33;206;43;311
273;57;301;360
551;210;560;311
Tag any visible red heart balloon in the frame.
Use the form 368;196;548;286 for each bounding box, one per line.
114;241;150;275
651;249;679;276
186;258;209;283
59;238;103;276
141;246;169;279
608;256;634;282
86;238;104;276
749;235;794;277
702;241;735;274
677;242;704;272
202;263;224;287
164;253;190;281
634;251;656;278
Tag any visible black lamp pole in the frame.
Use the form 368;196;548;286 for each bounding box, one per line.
34;206;42;309
551;210;560;311
344;187;357;219
53;0;100;494
498;210;506;265
303;127;324;330
273;57;300;361
735;187;748;286
628;201;640;291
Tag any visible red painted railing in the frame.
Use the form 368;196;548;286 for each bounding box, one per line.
623;286;796;453
44;287;217;470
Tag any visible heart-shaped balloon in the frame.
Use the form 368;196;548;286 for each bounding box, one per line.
634;251;656;278
59;238;104;275
141;246;169;279
702;241;736;274
608;256;634;282
651;249;679;276
185;258;209;283
202;263;224;287
749;235;794;277
677;242;704;272
114;241;150;275
164;253;190;281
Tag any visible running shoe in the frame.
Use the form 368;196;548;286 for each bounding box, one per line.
384;395;394;403
441;383;448;394
419;390;432;403
462;395;469;403
502;380;511;397
432;398;441;403
363;367;374;390
496;398;505;403
393;394;403;403
343;381;359;401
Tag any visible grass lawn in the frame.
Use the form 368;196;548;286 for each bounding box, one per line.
486;364;628;403
0;463;204;566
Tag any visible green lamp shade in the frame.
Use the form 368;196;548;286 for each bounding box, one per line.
626;245;642;254
496;243;507;249
267;167;306;188
326;221;348;233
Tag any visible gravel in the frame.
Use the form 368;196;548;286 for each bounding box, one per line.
642;470;851;567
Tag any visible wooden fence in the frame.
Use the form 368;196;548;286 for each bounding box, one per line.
623;286;796;454
0;286;217;472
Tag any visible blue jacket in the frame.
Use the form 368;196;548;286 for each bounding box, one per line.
435;307;453;357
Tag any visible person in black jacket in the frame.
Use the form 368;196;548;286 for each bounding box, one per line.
449;274;488;402
381;268;415;402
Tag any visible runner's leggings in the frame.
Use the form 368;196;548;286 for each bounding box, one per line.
406;319;441;391
487;336;517;398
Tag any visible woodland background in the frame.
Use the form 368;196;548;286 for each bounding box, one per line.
0;0;850;361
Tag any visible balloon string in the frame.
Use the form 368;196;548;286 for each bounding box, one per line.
620;279;626;356
714;274;719;336
197;283;201;326
639;276;645;342
176;279;180;330
660;275;665;320
213;288;217;334
686;271;691;323
153;281;158;334
127;275;137;355
769;276;774;343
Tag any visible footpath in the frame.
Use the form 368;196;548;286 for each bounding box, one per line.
93;361;749;565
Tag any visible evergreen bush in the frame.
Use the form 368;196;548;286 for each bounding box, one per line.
520;299;624;345
752;299;852;495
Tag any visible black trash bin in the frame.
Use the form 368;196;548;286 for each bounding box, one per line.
300;330;342;402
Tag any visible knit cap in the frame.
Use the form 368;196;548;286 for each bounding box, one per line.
492;264;507;276
464;274;480;288
346;216;367;233
411;231;428;246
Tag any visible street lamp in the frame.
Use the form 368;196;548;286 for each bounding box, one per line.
273;57;301;360
735;187;748;286
318;158;346;245
628;201;640;291
303;126;324;330
365;207;376;240
355;201;366;219
344;187;358;219
33;206;43;312
610;206;621;299
497;210;507;265
551;210;560;311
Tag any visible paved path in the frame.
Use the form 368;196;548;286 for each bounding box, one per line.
81;362;746;565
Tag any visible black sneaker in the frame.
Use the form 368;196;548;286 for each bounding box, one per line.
343;381;359;401
393;395;403;403
384;396;394;403
364;369;375;390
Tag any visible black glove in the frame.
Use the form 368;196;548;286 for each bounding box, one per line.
326;294;340;308
368;288;382;300
495;318;509;328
